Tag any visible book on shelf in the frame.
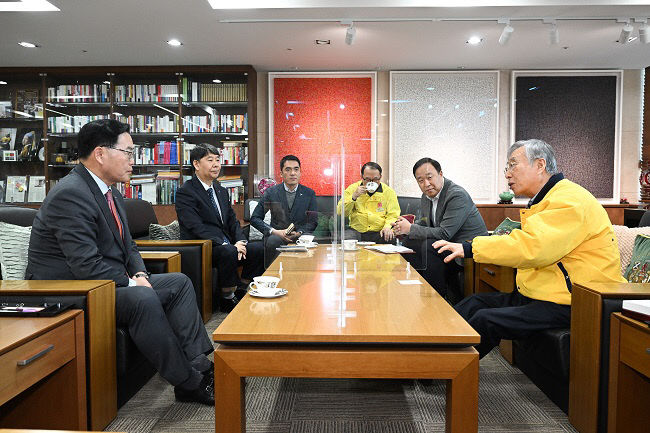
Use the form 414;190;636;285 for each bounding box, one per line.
27;175;46;203
0;180;5;204
181;78;247;102
5;175;27;203
219;140;248;165
48;84;110;103
114;84;179;103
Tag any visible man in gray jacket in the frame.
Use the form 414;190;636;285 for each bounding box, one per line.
393;157;487;302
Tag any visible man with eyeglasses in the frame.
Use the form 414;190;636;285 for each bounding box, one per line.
392;157;487;303
26;119;216;405
336;161;400;243
434;139;626;359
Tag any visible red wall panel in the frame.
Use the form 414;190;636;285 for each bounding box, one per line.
273;77;372;196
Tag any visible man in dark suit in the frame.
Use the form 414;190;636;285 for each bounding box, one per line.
175;143;264;312
26;119;215;405
392;157;488;302
250;154;318;267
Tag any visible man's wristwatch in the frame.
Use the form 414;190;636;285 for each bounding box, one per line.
133;271;151;281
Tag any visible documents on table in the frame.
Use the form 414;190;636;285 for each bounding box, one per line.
365;244;414;254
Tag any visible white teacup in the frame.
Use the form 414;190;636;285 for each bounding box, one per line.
343;239;358;251
249;276;280;295
297;234;315;245
365;181;379;193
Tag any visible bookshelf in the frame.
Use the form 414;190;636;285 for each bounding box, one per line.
0;66;257;220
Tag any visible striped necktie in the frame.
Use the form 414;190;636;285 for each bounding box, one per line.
105;189;123;239
207;187;223;223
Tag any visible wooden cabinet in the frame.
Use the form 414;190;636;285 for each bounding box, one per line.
0;310;86;430
0;66;257;220
474;262;515;294
607;313;650;433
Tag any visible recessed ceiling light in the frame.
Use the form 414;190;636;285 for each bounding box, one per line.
0;81;7;85
213;79;221;83
167;39;182;47
19;41;38;48
0;0;59;11
103;81;110;85
315;39;331;45
466;36;483;45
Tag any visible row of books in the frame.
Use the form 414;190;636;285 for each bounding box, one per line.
48;115;109;133
120;115;178;133
219;142;248;165
0;175;46;204
182;114;248;133
181;79;247;102
131;141;180;165
114;84;179;102
47;85;110;103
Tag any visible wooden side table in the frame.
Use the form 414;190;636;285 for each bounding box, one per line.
607;313;650;433
140;251;181;273
0;280;116;431
0;310;86;430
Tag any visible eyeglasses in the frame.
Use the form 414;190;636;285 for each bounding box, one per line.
106;146;134;160
504;160;519;174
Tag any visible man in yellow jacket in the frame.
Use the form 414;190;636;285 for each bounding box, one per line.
337;162;400;243
434;139;626;358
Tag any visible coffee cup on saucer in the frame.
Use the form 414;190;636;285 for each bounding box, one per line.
343;239;358;251
297;234;315;245
365;181;379;193
248;276;281;296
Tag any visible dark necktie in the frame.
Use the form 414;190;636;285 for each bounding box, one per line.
207;187;223;223
105;189;123;239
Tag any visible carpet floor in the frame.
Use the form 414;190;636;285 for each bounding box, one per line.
106;312;578;433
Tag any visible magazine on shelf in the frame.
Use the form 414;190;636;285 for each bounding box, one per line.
27;175;46;203
5;176;27;203
0;128;17;150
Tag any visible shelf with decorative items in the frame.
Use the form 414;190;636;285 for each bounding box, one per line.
0;65;256;218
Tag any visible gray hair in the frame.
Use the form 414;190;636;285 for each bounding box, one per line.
507;139;558;175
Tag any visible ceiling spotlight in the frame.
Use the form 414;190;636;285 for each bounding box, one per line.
619;22;633;44
639;22;650;44
466;36;483;45
498;20;514;46
212;79;221;83
0;81;7;85
345;25;356;46
167;39;182;47
18;41;38;48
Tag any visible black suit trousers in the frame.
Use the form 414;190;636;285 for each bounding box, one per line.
212;241;264;289
454;290;571;358
402;238;463;300
115;272;213;386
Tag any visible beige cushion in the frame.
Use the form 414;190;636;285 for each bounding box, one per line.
149;220;180;240
0;222;32;280
613;225;650;275
248;200;271;241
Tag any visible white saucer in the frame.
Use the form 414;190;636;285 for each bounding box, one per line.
357;241;376;246
249;288;287;298
343;247;360;252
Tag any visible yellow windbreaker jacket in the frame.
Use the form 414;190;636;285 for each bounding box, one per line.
471;177;626;305
336;181;401;233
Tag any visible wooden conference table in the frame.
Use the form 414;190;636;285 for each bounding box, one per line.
213;245;480;433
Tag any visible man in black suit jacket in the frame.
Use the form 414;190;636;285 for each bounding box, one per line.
392;157;488;303
26;120;215;405
175;144;264;312
250;154;318;267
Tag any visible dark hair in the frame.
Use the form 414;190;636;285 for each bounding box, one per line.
280;154;301;170
412;157;441;177
360;161;382;177
78;119;130;159
190;143;220;168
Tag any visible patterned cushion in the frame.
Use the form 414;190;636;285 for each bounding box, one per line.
0;222;32;280
248;200;271;241
149;220;180;240
624;234;650;283
493;217;521;236
612;225;650;275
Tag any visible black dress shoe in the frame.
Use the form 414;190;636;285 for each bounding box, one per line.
234;287;248;300
219;295;239;313
174;375;215;405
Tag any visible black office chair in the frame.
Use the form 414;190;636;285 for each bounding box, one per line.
638;210;650;227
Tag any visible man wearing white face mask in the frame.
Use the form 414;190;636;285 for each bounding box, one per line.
337;162;400;243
